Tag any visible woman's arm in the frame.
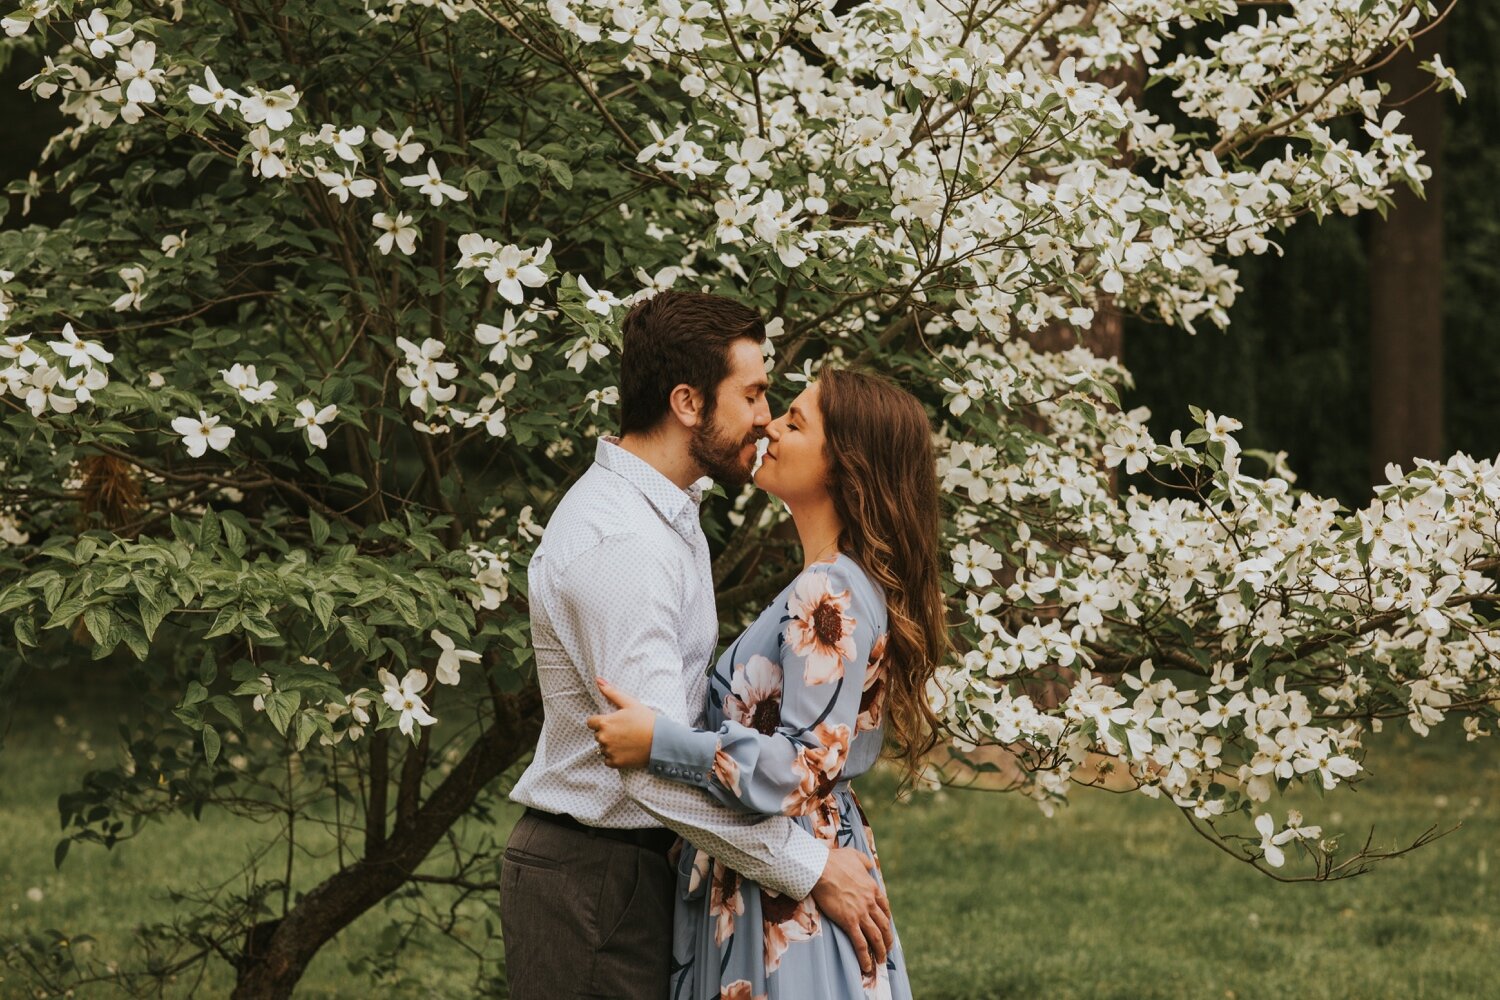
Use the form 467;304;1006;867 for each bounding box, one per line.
589;561;884;817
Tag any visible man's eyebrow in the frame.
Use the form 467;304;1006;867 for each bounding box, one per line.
746;377;770;393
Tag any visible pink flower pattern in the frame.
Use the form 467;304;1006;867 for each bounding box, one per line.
663;557;909;998
785;571;857;685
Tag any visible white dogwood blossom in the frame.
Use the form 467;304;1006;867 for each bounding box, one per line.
317;166;376;203
292;399;338;449
239;84;300;131
372;125;424;163
187;67;241;113
171;410;235;457
430;629;480;685
110;265;145;311
247;126;288;179
379;668;437;735
75;8;131;58
473;311;537;369
372;211;418;255
114;40;162;104
220;363;277;403
400;158;467;206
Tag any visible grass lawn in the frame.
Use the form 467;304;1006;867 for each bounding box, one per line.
2;680;1496;999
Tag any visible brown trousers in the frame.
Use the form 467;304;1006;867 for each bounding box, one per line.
500;811;676;999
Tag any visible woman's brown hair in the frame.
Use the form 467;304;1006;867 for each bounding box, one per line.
817;368;950;779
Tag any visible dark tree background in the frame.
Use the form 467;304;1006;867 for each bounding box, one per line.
1125;1;1500;507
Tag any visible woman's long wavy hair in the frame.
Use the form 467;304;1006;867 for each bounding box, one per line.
817;368;950;779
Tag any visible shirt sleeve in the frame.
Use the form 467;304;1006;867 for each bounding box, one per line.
647;560;883;819
551;532;829;898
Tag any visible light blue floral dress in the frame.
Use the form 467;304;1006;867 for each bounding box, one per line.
647;554;911;1000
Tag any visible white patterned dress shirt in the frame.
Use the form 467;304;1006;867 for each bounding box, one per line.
509;437;829;899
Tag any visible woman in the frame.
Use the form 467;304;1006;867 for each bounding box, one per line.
587;368;949;1000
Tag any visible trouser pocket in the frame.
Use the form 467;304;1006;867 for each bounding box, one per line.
585;843;675;997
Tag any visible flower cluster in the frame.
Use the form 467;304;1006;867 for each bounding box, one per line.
0;325;112;417
929;332;1499;862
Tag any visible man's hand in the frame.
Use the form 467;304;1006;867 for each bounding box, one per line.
809;846;894;976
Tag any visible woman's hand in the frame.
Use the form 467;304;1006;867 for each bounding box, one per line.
585;678;657;769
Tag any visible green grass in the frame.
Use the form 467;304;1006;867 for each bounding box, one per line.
3;683;1497;999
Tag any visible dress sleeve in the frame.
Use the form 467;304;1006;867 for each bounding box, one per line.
648;558;885;818
550;533;830;899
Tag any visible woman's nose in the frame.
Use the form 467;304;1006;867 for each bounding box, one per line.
764;421;782;441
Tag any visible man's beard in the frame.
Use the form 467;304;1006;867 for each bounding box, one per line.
689;410;759;487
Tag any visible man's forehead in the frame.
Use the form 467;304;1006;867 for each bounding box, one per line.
726;337;770;383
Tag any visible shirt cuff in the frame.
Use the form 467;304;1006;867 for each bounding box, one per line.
647;717;721;789
779;835;830;900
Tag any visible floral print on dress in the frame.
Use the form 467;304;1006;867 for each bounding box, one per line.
780;722;851;816
857;634;888;734
709;859;745;947
650;555;912;1000
724;654;783;734
760;889;822;974
785;570;857;684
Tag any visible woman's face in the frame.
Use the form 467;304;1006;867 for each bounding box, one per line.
754;381;831;507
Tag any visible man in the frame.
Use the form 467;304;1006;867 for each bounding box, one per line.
500;291;892;999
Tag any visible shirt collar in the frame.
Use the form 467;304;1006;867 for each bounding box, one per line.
594;437;704;537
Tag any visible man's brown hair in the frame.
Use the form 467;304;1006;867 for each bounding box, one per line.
618;291;766;434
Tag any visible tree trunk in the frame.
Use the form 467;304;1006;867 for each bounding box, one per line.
230;686;542;1000
1369;24;1446;484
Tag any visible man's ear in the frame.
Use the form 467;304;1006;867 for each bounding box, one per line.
666;383;705;429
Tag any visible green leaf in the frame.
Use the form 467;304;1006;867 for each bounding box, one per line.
0;585;32;616
311;591;337;629
82;606;112;646
204;607;243;639
54;839;70;870
202;725;221;765
310;511;330;547
183;680;209;707
341;616;373;653
210;696;243;731
198;507;222;548
140;594;175;641
388;588;422;628
42;596;86;630
241;610;280;640
294;712;319;751
223;517;246;556
263;691;301;735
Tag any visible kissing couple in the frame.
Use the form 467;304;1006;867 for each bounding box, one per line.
500;291;948;999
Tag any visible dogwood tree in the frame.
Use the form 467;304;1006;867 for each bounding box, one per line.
0;0;1489;995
